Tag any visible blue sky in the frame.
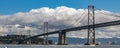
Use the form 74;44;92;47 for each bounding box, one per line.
0;0;120;15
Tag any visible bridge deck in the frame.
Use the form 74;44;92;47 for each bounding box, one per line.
19;20;120;44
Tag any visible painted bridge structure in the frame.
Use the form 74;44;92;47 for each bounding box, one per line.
18;5;120;45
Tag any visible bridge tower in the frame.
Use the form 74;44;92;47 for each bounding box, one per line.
25;26;31;44
85;5;97;45
43;22;48;44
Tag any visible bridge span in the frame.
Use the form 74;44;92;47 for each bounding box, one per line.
18;5;120;45
19;20;120;44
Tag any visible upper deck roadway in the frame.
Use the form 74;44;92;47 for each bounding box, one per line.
23;20;120;40
18;20;120;44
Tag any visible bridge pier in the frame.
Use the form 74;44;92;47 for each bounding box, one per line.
58;31;67;45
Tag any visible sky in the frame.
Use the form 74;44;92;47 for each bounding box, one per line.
0;0;120;15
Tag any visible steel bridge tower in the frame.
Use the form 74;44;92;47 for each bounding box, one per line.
43;22;48;44
85;5;97;45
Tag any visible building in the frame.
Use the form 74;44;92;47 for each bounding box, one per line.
0;34;52;44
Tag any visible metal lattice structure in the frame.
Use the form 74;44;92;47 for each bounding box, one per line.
85;5;96;45
43;22;48;44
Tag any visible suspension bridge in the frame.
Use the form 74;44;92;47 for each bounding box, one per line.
18;5;120;45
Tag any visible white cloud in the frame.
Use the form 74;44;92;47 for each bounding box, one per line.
0;6;119;38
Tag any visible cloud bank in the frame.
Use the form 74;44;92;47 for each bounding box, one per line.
0;6;120;38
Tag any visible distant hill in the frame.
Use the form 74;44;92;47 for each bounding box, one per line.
48;37;120;45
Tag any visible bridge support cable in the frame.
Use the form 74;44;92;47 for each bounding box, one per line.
58;31;67;45
95;7;120;18
99;11;120;18
71;10;87;26
85;5;97;45
74;14;88;26
79;14;88;25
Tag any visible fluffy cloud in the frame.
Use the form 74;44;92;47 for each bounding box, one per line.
0;6;119;38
